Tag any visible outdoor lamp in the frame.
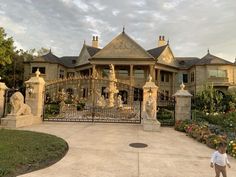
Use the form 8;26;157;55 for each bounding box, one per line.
27;84;34;96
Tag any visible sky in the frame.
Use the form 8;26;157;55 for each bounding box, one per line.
0;0;236;61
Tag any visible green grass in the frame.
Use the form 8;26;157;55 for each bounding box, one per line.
0;129;68;177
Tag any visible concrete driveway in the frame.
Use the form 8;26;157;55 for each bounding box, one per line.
19;122;236;177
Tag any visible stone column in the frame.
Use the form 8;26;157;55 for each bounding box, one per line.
172;72;176;95
149;65;155;81
142;75;160;131
157;69;161;85
0;80;8;117
173;83;192;122
92;64;97;78
129;65;134;105
25;69;45;123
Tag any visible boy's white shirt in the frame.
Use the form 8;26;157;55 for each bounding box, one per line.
211;151;230;166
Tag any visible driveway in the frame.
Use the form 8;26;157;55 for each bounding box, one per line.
19;122;236;177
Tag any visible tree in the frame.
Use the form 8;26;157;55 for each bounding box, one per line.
0;27;15;66
37;47;49;56
195;84;224;113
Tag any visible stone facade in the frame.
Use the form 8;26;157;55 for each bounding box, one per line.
23;31;236;100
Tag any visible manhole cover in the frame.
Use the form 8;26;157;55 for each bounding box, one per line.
129;143;148;148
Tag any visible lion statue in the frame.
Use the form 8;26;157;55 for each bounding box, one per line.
9;92;31;116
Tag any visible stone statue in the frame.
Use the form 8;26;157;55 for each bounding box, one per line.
145;95;155;119
9;92;31;116
59;101;66;114
107;64;119;107
117;95;123;108
97;95;106;108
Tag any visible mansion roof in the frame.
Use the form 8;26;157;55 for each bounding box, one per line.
147;45;168;58
92;32;153;59
27;31;234;69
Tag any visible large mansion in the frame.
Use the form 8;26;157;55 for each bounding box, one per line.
24;30;236;100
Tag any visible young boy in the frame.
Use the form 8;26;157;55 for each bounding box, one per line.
210;142;231;177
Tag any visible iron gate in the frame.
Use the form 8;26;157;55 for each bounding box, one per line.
156;92;175;126
43;76;142;123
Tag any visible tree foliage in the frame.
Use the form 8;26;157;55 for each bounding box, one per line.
0;27;49;89
195;84;224;113
0;27;15;66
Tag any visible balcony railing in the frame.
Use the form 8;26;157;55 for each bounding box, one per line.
208;77;229;83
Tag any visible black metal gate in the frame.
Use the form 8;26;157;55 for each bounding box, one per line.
43;77;142;124
156;92;175;126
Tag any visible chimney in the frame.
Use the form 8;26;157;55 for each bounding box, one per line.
158;35;167;47
92;35;99;48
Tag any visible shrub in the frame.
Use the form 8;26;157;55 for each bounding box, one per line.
206;134;227;149
174;120;192;132
227;140;236;158
45;103;60;115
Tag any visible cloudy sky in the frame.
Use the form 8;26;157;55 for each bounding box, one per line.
0;0;235;61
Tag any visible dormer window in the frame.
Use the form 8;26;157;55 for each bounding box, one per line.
179;60;185;65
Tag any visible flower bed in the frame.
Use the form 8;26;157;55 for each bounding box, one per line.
175;120;235;158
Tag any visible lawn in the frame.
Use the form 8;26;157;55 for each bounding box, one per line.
0;129;68;177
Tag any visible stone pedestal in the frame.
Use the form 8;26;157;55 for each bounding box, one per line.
143;118;161;132
25;69;45;121
0;82;8;117
142;75;160;132
173;83;192;121
1;115;42;128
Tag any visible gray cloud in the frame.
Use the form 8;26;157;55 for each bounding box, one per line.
0;0;235;61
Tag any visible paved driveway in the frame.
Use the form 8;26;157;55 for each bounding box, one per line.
19;122;236;177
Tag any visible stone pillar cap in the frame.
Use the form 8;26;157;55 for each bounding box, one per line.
143;75;158;89
173;82;192;97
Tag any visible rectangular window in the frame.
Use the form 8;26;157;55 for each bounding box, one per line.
59;69;64;79
183;74;188;83
134;69;144;78
67;72;75;78
161;73;165;82
165;74;169;82
155;70;158;81
32;67;45;74
209;70;227;78
191;72;194;82
117;69;129;77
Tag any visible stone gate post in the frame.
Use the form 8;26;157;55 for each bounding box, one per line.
25;69;45;123
0;79;8;117
142;75;160;131
173;83;192;122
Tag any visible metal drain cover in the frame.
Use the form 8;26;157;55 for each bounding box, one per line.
129;143;148;148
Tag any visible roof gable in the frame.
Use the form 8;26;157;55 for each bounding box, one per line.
93;32;153;59
76;44;100;66
155;45;177;67
197;53;232;65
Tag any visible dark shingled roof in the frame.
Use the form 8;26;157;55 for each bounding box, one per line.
86;45;101;56
147;45;168;58
196;53;232;65
175;57;200;69
59;56;78;68
33;51;59;63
